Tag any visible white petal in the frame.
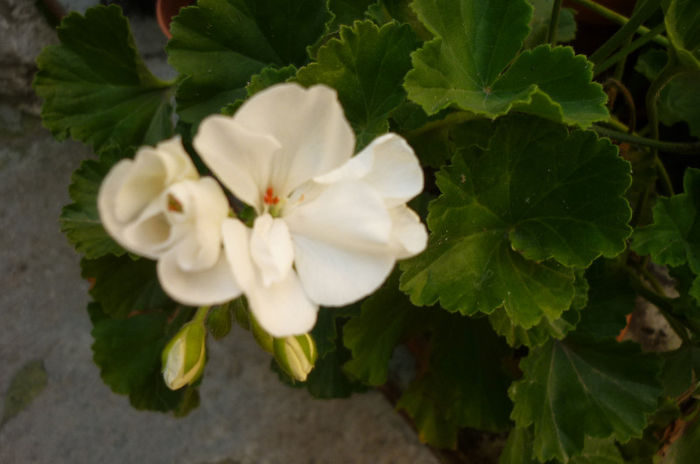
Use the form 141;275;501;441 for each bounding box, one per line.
283;180;396;306
292;234;395;306
283;180;392;251
250;214;294;287
194;116;281;211
221;218;317;337
166;178;230;272
221;218;256;291
315;133;423;207
389;205;428;259
158;245;242;306
120;195;183;259
233;83;355;196
114;136;197;222
245;270;319;338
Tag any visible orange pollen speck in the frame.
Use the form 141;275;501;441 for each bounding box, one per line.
264;187;280;205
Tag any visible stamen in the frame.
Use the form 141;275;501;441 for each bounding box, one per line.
264;187;280;205
167;194;183;212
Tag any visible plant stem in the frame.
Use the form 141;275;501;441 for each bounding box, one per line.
604;78;636;132
593;126;700;155
567;0;669;47
594;22;666;76
589;0;662;66
547;0;564;44
404;111;477;140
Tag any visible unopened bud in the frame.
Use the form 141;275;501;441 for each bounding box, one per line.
249;313;274;354
162;307;208;390
273;333;317;382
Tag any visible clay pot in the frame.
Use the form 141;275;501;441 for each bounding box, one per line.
156;0;195;38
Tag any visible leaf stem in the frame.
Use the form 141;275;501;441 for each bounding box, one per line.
589;0;662;66
567;0;669;47
594;22;666;76
547;0;564;44
403;111;477;140
593;126;700;155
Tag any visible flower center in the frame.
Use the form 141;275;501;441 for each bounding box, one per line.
263;187;285;217
263;187;280;206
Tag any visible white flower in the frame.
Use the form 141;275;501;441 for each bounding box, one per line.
194;83;427;337
98;136;241;306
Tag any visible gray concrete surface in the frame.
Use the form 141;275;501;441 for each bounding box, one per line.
0;3;438;463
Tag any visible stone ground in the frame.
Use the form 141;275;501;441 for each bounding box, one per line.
0;2;439;463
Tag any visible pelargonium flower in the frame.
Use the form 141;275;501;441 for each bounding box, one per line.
98;137;241;306
194;83;427;337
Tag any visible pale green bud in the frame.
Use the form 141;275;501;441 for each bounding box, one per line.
161;307;208;390
273;333;317;382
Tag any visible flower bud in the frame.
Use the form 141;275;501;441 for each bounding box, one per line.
273;333;317;382
249;312;274;354
162;308;208;390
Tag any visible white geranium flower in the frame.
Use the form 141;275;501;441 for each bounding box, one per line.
98;136;241;306
194;83;427;337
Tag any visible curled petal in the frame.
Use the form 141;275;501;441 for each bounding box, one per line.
315;133;423;207
166;178;230;272
222;218;317;337
98;136;197;257
250;214;294;287
115;136;197;222
389;205;428;259
233;83;355;197
194;117;281;212
158;245;241;307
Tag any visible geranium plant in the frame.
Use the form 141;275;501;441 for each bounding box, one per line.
34;0;700;461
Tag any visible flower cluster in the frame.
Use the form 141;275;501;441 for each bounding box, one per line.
98;83;427;338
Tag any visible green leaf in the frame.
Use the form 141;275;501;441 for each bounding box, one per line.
398;315;514;447
167;0;330;125
660;343;700;397
60;150;125;259
328;0;374;30
499;427;540;464
247;65;297;96
524;0;577;48
343;271;427;385
91;304;195;413
658;71;700;138
296;20;418;149
396;376;459;448
635;50;700;138
575;260;636;340
81;255;173;319
509;337;663;462
665;0;700;69
366;0;430;39
206;303;233;339
401;115;632;328
304;347;367;398
404;0;608;126
632;168;700;276
34;5;174;154
570;437;625;464
1;360;48;427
